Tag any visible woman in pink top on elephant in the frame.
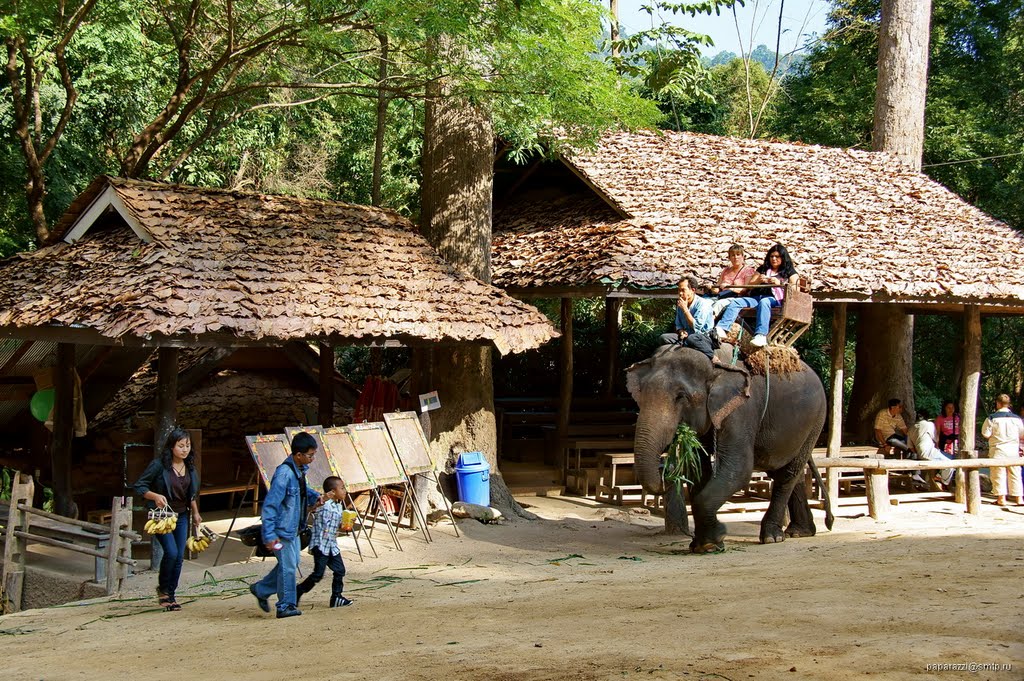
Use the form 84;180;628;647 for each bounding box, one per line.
711;244;757;317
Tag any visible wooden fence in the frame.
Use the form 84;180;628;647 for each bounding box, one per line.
2;473;138;614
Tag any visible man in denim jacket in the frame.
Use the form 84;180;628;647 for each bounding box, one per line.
249;432;322;618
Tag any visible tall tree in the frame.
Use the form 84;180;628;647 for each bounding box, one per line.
847;0;931;439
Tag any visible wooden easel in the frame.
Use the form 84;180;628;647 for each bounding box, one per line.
346;422;432;545
383;411;460;537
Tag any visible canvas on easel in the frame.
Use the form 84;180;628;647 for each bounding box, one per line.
383;411;459;537
282;425;340;492
322;426;399;552
245;434;290;487
347;422;431;544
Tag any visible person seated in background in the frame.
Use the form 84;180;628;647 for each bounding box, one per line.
713;242;800;348
908;408;953;487
935;400;961;456
874;398;911;457
659;274;716;359
710;244;758;318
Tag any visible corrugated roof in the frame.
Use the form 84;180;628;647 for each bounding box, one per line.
493;130;1024;304
0;177;557;354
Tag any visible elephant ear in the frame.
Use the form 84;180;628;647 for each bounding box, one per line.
707;367;752;430
625;356;656;405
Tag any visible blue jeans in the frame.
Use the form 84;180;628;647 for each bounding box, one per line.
253;536;300;612
297;547;347;600
156;511;189;598
715;296;780;336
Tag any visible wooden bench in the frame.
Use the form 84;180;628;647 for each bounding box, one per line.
593;452;663;507
812;455;1022;519
198;480;259;514
563;436;635;495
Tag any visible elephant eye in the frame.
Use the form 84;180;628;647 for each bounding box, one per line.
675;390;688;402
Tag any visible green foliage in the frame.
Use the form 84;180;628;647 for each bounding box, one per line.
664;422;705;490
770;0;1024;229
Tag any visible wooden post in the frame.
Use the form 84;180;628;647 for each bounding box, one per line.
151;347;178;570
106;496;135;595
603;298;622;399
52;343;75;518
958;306;981;508
2;473;34;614
153;347;179;455
556;298;574;483
318;342;334;426
865;467;889;520
826;304;847;507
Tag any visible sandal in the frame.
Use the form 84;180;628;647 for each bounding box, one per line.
166;601;182;611
158;592;174;609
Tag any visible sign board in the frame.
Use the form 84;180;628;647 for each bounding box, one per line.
418;390;441;412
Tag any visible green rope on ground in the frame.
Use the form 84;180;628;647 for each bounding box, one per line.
664;424;705;497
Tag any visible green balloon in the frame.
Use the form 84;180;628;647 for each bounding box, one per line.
30;388;55;422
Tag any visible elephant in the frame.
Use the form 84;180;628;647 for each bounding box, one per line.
627;344;833;552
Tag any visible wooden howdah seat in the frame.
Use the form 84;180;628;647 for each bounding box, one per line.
737;280;813;347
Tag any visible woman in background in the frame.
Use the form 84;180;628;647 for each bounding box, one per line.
133;427;201;611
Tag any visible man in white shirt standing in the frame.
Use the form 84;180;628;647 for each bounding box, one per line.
981;394;1024;507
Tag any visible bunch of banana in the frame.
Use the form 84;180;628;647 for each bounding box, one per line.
186;532;212;554
144;514;177;535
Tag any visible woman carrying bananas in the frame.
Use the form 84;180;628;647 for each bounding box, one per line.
133;427;201;611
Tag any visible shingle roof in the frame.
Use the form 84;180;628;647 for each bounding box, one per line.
493;130;1024;304
0;177;556;354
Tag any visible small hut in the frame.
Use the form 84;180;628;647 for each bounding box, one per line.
0;176;556;515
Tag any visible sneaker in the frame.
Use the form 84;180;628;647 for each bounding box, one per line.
276;605;302;619
249;584;270;614
750;334;767;347
910;473;927;485
330;595;353;608
714;326;726;341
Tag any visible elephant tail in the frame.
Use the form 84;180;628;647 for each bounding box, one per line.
808;460;834;530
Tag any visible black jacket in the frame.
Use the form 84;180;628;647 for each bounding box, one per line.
133;459;200;509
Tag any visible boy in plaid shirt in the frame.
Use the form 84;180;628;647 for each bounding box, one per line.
296;476;353;608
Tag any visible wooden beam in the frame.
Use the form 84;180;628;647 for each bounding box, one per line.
556;298;574;483
52;343;75;518
959;305;982;512
153;347;179;458
603;298;622;399
826;303;847;505
79;346;116;383
0;340;34;375
318;342;334;427
281;342;359;408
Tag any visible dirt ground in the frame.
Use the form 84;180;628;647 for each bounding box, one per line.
2;492;1022;681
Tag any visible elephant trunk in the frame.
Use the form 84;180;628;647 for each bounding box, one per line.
633;411;676;495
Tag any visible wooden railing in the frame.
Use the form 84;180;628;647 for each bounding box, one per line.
2;473;139;614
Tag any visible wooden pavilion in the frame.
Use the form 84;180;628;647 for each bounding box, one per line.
0;176;556;516
492;129;1024;492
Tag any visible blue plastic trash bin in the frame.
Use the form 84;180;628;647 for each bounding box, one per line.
454;451;491;506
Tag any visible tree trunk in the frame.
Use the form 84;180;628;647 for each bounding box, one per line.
848;0;931;438
873;0;932;171
420;64;530;519
847;306;915;442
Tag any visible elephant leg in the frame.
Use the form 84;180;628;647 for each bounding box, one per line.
663;483;691;536
762;457;809;544
690;450;753;553
784;473;817;538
